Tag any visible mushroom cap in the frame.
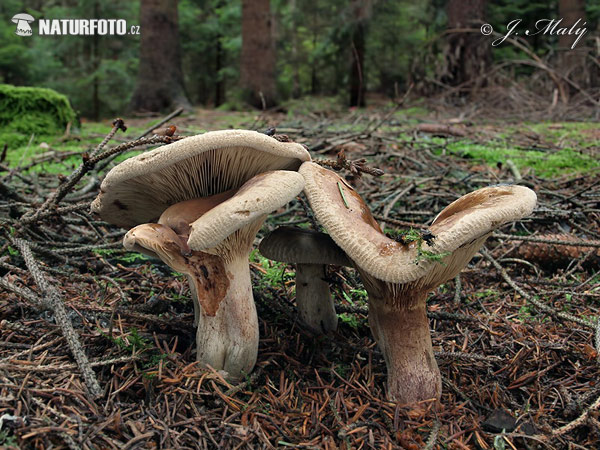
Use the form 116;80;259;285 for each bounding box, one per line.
188;170;305;251
12;13;34;22
92;130;311;229
259;227;351;266
300;162;537;284
123;223;188;272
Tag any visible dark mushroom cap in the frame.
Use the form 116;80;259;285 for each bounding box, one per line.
259;227;351;266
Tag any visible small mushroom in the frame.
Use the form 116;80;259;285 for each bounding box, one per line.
92;130;310;379
259;227;352;333
299;162;537;403
12;13;34;36
122;222;228;329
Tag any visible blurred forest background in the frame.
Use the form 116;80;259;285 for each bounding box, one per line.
0;0;599;119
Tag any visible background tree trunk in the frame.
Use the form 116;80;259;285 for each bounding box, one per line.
91;1;100;121
240;0;277;108
442;0;491;89
349;21;366;107
130;0;191;112
557;0;589;96
215;35;224;107
290;0;301;98
349;1;370;107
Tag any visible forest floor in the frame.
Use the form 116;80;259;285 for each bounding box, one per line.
1;99;600;449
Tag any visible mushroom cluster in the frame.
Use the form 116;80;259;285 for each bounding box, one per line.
92;130;310;379
94;130;537;404
260;162;537;404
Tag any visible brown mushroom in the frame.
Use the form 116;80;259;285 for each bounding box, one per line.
299;161;537;403
92;130;310;379
259;227;351;333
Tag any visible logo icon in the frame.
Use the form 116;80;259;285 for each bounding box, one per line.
12;13;35;36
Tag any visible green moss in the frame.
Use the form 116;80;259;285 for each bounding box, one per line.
399;121;599;177
0;84;76;134
0;84;77;150
526;122;600;149
393;106;430;124
444;141;598;178
1;119;149;174
282;95;345;117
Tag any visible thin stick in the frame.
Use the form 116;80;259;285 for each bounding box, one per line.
90;118;126;157
481;248;594;329
0;276;43;306
136;107;184;139
94;135;185;173
337;181;350;208
11;237;103;398
22;135;180;224
549;393;600;437
505;159;522;182
494;233;600;248
0;355;141;372
21;120;126;223
453;274;462;305
423;420;442;450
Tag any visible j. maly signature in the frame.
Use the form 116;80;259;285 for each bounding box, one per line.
493;18;587;49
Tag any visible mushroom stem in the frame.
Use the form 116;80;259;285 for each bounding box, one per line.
368;292;441;403
122;223;258;378
296;264;338;332
187;275;201;327
195;255;258;379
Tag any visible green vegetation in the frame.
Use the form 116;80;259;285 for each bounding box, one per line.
107;327;151;352
443;141;599;178
0;84;76;134
402;121;598;178
339;313;360;329
0;83;77;151
348;288;368;302
385;227;451;264
249;249;294;292
93;248;120;257
341;288;368;307
386;227;422;244
417;248;451;264
0;429;17;448
118;252;149;264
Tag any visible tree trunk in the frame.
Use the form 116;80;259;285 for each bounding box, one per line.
215;35;224;107
349;1;370;107
443;0;490;89
240;0;277;108
349;21;366;107
557;0;589;96
130;0;191;112
310;9;318;95
91;1;100;120
290;0;301;98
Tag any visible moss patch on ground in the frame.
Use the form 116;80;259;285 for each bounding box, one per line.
444;141;598;178
417;121;600;178
0;84;77;149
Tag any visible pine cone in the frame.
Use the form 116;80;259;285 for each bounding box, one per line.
514;233;600;267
